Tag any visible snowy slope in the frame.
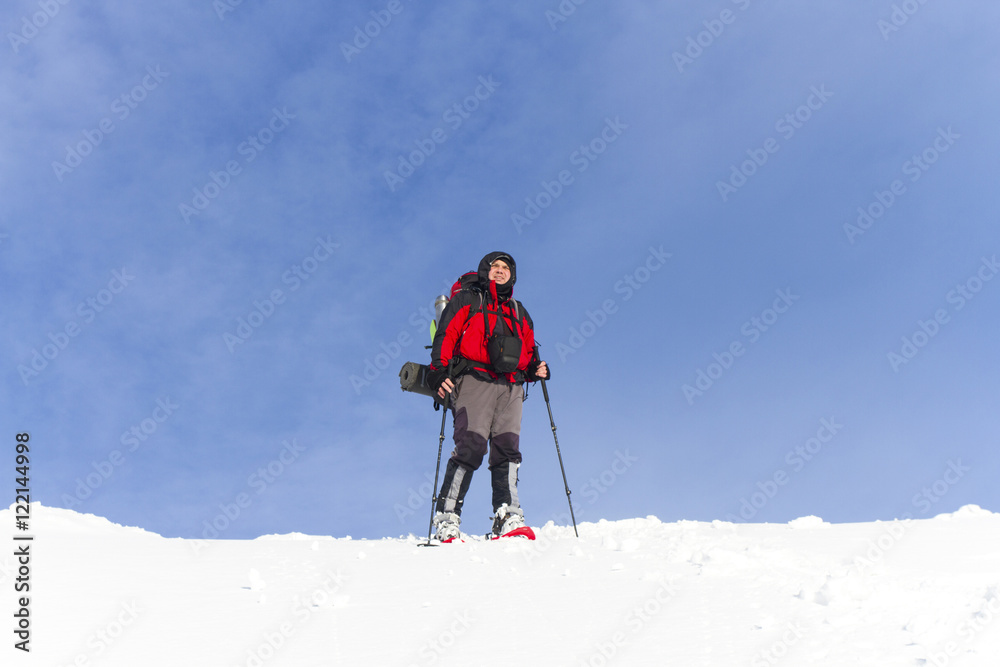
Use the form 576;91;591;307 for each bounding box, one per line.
3;504;999;666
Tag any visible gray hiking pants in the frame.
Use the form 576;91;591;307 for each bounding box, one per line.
435;374;523;516
450;374;523;470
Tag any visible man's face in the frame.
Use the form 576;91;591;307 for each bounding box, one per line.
489;259;511;285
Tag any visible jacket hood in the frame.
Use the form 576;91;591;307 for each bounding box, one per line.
477;251;516;299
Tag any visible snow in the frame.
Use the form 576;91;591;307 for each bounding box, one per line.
4;504;1000;666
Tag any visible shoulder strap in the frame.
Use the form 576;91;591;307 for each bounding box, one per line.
486;297;522;338
482;293;492;339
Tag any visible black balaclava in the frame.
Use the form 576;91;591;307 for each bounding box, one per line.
477;251;516;300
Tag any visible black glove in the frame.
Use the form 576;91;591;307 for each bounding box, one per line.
426;358;469;394
526;357;550;382
425;366;448;394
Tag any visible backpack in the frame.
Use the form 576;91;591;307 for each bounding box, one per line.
402;273;529;401
429;271;521;344
429;272;477;344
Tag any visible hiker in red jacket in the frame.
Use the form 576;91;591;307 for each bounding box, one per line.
426;251;549;541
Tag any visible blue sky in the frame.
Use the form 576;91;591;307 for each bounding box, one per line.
3;1;999;540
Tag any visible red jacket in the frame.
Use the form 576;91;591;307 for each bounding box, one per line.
430;255;540;384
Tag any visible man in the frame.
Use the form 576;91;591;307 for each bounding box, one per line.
426;251;549;542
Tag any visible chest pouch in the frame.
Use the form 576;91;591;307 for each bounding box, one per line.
483;299;522;374
487;334;522;373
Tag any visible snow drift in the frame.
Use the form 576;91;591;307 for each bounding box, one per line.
3;503;999;666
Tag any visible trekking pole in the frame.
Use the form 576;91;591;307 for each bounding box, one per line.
422;392;450;547
540;378;578;537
